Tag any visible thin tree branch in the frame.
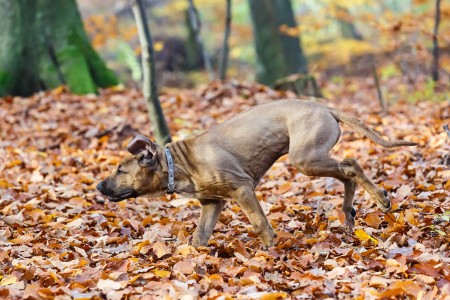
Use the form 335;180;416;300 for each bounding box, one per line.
371;56;387;114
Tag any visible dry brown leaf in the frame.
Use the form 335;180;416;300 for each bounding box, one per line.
365;213;382;228
173;260;196;275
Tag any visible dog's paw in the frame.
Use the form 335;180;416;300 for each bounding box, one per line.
376;189;391;213
342;208;356;231
345;216;355;231
378;190;391;213
260;235;274;248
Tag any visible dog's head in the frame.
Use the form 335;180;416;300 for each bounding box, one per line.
97;135;166;202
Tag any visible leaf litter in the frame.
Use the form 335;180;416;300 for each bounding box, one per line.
0;79;449;299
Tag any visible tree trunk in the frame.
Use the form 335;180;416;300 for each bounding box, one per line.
219;0;232;81
0;0;118;97
132;0;171;145
184;9;203;70
0;0;40;96
432;0;441;82
248;0;308;85
187;0;215;81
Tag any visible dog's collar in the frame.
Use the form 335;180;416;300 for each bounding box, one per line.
164;148;175;194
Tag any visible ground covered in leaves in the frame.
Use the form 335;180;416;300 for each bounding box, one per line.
0;79;449;299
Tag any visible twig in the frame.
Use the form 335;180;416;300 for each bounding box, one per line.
371;58;387;114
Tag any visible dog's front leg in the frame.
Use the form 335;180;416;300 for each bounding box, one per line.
233;185;277;247
192;199;226;247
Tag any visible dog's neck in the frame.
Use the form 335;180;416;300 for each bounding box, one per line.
157;142;197;196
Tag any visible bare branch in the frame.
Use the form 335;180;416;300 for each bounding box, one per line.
370;56;387;115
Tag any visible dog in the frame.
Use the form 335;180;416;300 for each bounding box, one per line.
97;99;416;247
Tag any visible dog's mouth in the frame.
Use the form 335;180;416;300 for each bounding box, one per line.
106;190;139;202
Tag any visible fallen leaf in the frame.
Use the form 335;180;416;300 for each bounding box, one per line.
365;213;382;228
97;279;123;293
354;229;378;245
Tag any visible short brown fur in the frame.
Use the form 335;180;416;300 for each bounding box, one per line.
97;99;416;247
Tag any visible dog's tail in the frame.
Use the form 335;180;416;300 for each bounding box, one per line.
329;108;417;148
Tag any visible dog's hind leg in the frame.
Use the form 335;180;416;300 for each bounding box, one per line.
292;155;358;227
339;158;391;212
291;154;391;223
342;178;357;228
192;199;226;247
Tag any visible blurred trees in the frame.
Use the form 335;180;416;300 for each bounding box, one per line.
248;0;308;85
0;0;118;97
335;5;362;40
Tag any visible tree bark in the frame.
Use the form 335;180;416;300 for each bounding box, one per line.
432;0;441;82
184;9;203;70
219;0;232;81
0;0;118;97
0;0;40;96
131;0;171;145
248;0;308;85
187;0;215;81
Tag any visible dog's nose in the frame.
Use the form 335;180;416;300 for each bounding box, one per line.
96;181;104;192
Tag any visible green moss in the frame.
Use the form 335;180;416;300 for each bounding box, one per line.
57;43;97;94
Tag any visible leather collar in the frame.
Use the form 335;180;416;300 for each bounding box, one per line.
164;148;175;194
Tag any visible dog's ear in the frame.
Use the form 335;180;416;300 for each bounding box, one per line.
127;135;158;167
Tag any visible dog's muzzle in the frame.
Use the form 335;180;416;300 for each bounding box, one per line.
96;181;138;202
96;181;105;192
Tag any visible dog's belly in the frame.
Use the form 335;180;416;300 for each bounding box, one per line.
188;100;338;190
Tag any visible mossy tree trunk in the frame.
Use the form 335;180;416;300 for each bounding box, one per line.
248;0;308;85
0;0;40;96
0;0;118;97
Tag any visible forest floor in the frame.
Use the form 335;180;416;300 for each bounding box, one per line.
0;77;449;299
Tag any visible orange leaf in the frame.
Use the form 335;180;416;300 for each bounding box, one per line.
337;209;346;225
365;213;382;228
277;182;292;194
261;292;288;300
405;209;419;226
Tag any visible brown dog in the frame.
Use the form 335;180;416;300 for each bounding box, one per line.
97;100;416;247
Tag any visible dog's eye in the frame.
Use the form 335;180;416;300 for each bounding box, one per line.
117;165;127;174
